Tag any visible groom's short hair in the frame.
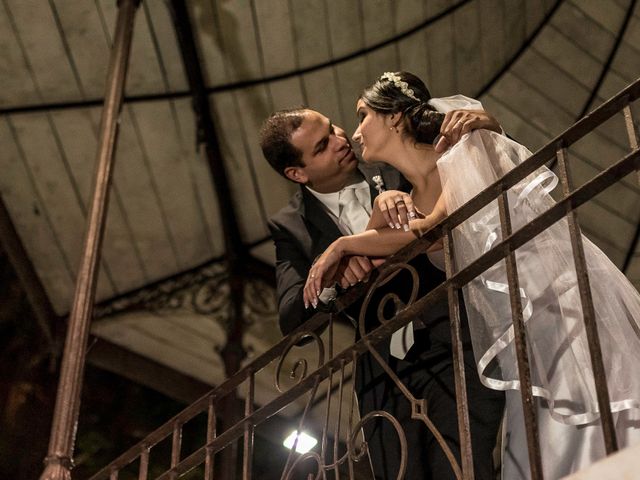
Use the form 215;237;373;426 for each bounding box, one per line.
260;108;307;178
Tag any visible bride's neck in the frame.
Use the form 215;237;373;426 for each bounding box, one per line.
392;141;440;192
386;139;442;214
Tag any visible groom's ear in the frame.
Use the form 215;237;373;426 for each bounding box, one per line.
284;166;308;184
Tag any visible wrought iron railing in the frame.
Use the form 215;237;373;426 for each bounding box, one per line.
80;77;640;480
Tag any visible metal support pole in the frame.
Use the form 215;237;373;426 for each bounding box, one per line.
40;1;140;478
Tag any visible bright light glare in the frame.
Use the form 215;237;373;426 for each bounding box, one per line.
283;431;318;454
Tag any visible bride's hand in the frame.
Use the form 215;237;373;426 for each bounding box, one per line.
304;241;345;308
409;216;436;237
435;109;501;152
374;190;416;230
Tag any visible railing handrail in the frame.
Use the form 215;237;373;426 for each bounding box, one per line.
89;75;640;480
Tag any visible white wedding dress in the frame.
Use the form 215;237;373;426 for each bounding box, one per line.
436;130;640;479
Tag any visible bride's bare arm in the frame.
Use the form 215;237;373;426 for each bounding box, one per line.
409;192;447;237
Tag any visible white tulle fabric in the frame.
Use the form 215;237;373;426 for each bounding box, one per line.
436;129;640;426
428;94;484;113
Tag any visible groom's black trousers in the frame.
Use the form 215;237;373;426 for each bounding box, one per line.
354;259;505;480
357;326;504;480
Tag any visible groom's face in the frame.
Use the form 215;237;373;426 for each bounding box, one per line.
286;110;358;193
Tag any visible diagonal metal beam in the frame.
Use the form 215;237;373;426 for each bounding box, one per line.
167;2;247;477
168;0;243;259
474;0;563;99
622;221;640;274
578;0;638;120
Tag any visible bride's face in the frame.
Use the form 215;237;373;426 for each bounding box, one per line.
352;99;394;163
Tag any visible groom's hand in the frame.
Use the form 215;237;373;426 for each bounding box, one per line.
336;256;385;289
435;109;501;152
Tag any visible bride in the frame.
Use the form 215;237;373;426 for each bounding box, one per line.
303;71;640;479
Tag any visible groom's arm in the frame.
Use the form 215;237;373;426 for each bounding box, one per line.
268;220;318;336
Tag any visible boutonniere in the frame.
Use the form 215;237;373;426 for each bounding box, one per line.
372;175;385;195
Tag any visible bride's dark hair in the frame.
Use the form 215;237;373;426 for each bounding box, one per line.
360;71;444;145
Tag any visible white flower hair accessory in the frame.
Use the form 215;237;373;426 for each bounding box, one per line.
380;72;419;102
372;175;385;194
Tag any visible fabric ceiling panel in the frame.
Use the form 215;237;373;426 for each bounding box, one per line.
193;0;263;84
126;100;217;270
334;56;371;135
512;49;590;113
0;0;83;107
8;112;116;300
301;68;344;127
423;14;457;96
452;1;484;95
185;0;229;86
36;0;112;101
1;104;225;315
252;0;297;77
0;116;77;314
209;90;271;243
49;108;148;295
481;94;553;150
323;0;366;59
98;0;187;97
267;77;307;111
172;103;227;261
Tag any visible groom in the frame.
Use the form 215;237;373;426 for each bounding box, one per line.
260;105;504;479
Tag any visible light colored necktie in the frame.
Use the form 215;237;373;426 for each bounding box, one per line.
338;187;370;234
338;186;413;359
390;322;414;360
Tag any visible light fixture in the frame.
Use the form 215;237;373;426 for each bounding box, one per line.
283;430;318;454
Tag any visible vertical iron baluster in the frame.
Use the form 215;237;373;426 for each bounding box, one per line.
334;360;348;480
243;373;255;480
323;315;334;475
497;192;543;479
348;351;361;479
138;447;149;480
442;229;474;480
556;147;619;454
170;421;182;476
320;321;334;475
622;103;639;185
205;396;216;480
